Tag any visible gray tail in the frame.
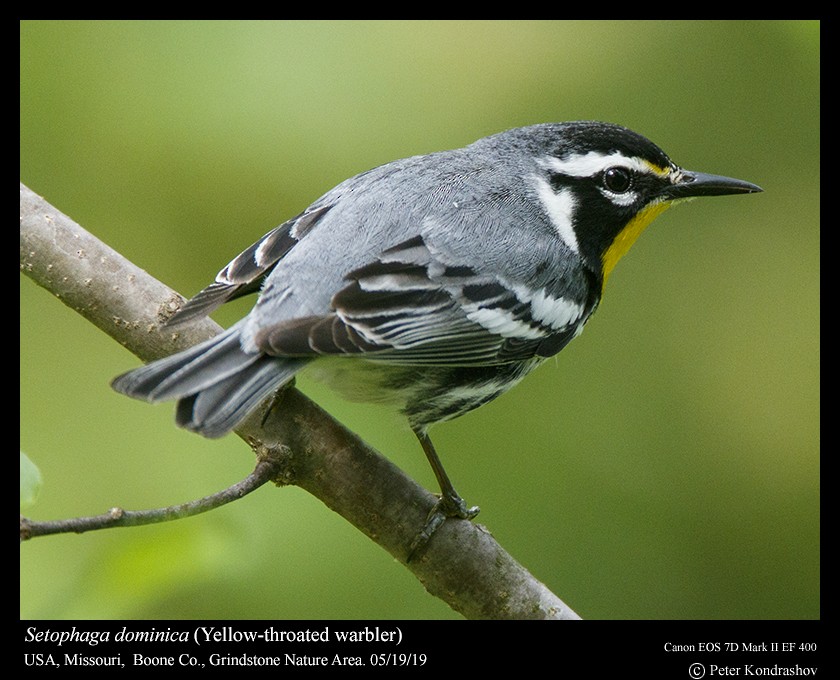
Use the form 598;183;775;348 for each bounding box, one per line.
112;322;307;438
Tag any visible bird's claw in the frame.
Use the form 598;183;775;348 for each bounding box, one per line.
406;494;480;562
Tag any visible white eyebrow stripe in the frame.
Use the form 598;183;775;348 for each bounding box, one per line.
540;151;655;178
532;177;580;253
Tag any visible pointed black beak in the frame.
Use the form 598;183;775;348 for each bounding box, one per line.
667;171;763;199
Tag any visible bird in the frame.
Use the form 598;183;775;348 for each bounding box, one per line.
112;121;761;547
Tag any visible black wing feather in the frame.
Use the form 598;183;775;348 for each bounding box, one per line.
165;205;332;326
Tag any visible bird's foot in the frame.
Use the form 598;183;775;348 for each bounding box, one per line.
407;492;479;562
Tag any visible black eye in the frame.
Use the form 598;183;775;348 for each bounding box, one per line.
603;166;633;193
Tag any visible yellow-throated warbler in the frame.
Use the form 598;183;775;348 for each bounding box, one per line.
113;121;761;534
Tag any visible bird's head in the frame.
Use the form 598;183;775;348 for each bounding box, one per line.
510;122;762;288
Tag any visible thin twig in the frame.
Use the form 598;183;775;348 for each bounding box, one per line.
20;457;285;541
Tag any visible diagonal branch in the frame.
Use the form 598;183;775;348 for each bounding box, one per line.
19;182;580;620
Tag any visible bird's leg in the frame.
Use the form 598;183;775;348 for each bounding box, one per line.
407;428;479;560
415;428;480;519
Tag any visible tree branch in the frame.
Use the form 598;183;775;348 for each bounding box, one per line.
19;182;580;620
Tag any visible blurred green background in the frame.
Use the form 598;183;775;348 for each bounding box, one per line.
20;20;819;620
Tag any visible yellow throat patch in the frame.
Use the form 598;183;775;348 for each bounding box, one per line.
601;199;672;289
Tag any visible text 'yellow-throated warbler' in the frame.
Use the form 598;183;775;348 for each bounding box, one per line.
113;121;761;542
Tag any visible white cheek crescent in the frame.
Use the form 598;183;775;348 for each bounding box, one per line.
532;177;579;254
